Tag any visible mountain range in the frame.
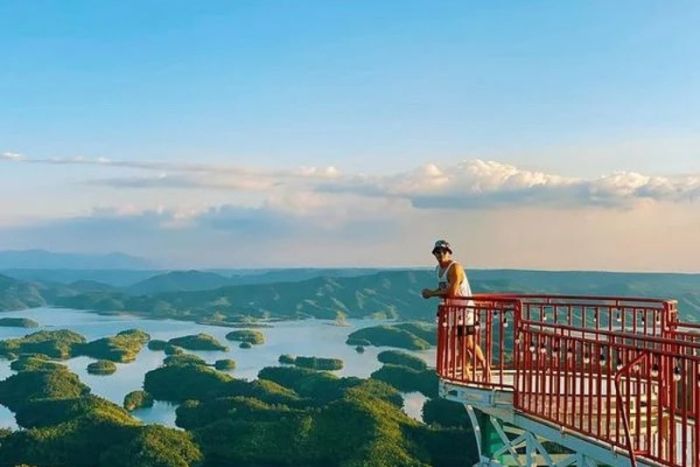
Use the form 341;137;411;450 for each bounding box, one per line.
1;268;699;323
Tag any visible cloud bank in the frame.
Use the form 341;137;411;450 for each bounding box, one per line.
2;151;699;270
3;152;699;209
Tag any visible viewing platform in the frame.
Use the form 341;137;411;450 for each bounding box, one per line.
436;295;700;467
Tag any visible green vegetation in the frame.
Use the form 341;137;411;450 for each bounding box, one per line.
172;364;474;466
0;367;90;413
0;274;46;311
7;269;700;324
87;360;118;375
126;270;231;295
144;363;233;402
0;329;86;359
3;403;201;466
293;356;344;371
0;328;150;363
239;342;252;349
98;425;203;467
356;345;365;353
225;329;264;345
347;324;435;350
147;339;168;350
392;322;437;345
371;365;439;398
123;390;154;411
278;354;295;364
10;355;65;372
0;362;202;466
277;354;343;370
422;398;470;428
164;344;184;355
0;317;39;328
168;333;227;351
346;337;371;346
78;329;150;362
0;329;476;466
214;359;236;370
163;353;207;367
378;350;428;371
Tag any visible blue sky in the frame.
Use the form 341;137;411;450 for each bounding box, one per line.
1;2;699;269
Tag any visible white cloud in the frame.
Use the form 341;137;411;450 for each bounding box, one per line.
1;152;25;161
2;151;699;211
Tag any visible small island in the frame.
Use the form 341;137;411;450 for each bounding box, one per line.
345;337;371;346
164;353;207;367
78;329;150;363
239;342;252;349
276;355;343;371
346;323;436;350
225;329;265;345
168;333;227;351
87;359;117;375
377;350;427;371
0;329;86;359
0;317;39;328
278;354;295;364
123;390;154;411
147;339;168;351
214;359;236;370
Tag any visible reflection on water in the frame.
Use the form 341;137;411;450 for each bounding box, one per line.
0;308;435;429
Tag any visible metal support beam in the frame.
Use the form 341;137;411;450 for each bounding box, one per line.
463;403;616;467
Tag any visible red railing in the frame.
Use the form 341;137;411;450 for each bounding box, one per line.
436;294;700;467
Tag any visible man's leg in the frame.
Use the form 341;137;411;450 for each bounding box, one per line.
466;335;491;382
461;333;473;380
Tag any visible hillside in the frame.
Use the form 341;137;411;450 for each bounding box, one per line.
0;274;46;311
54;269;700;323
0;269;159;287
126;270;232;295
2;269;699;323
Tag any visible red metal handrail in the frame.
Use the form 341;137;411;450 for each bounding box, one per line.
436;294;699;467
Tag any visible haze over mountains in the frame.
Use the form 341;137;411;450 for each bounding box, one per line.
0;264;699;323
0;249;153;270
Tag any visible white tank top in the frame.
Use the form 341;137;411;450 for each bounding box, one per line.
436;261;472;298
436;261;474;325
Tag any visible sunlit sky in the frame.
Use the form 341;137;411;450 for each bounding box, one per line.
1;2;699;270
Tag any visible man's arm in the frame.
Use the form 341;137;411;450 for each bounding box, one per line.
421;263;465;299
421;287;441;299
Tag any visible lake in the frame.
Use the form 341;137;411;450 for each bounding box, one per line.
0;308;436;430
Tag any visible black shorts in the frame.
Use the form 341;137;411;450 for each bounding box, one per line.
457;325;475;337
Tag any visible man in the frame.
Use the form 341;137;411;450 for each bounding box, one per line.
422;239;490;382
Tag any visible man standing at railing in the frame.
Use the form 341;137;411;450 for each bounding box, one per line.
422;239;491;382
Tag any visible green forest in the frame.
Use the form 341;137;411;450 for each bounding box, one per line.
0;334;475;467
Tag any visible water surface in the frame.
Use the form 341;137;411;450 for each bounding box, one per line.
0;308;435;429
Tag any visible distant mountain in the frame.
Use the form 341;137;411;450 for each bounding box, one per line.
67;280;117;294
126;270;232;295
0;274;46;311
54;269;700;324
57;270;434;322
123;268;388;295
2;267;699;324
0;269;160;287
221;268;386;285
0;250;153;270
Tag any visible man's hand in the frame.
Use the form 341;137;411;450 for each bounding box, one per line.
421;288;433;299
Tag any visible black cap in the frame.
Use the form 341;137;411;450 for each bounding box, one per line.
432;239;452;254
